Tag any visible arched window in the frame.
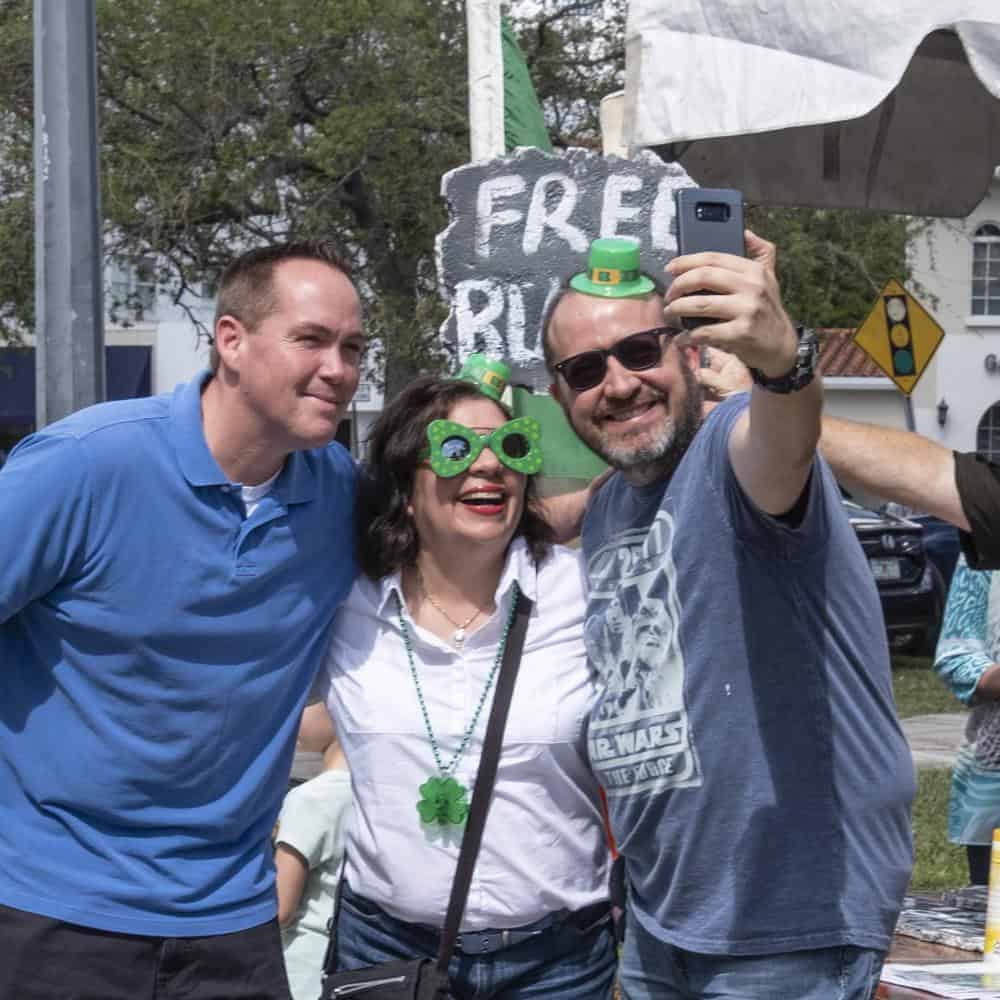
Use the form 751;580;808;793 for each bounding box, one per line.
977;402;1000;461
972;223;1000;315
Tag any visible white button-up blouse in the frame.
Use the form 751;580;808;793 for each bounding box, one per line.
317;539;610;931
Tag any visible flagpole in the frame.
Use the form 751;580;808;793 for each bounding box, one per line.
466;0;504;161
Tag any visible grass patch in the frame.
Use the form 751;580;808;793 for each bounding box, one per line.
891;658;968;891
909;767;967;891
891;655;961;718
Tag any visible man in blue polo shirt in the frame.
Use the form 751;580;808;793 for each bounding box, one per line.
0;242;364;999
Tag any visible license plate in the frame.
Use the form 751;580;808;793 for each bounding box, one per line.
870;557;902;581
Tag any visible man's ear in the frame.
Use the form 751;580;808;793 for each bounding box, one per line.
214;315;247;372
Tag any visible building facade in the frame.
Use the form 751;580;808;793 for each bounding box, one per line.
908;180;1000;459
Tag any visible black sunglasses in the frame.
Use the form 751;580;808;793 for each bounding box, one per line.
553;327;677;392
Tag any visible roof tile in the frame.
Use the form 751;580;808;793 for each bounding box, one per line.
816;328;885;378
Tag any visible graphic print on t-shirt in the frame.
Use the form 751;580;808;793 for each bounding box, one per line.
585;509;702;799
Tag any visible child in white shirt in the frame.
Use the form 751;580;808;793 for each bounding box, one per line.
276;734;352;1000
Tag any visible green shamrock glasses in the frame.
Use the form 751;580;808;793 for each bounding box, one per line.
424;417;543;478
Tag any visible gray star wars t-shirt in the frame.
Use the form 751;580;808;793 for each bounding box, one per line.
582;394;915;955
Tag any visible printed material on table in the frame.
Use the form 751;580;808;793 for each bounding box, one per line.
896;894;986;953
880;962;1000;998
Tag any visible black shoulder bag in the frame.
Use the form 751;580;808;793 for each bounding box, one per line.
319;591;533;1000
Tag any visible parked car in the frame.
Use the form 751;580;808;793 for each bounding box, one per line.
880;503;962;591
843;499;946;654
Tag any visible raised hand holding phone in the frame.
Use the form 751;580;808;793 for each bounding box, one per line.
665;194;798;381
673;187;745;330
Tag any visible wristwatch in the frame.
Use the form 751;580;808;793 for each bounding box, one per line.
749;326;818;394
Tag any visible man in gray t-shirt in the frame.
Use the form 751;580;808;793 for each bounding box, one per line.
544;235;914;1000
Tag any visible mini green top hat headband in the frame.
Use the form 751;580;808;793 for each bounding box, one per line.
570;237;655;299
456;352;510;402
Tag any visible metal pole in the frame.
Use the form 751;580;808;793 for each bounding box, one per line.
466;0;504;162
33;0;105;428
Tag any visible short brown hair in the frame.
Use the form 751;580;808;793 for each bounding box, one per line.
209;240;352;370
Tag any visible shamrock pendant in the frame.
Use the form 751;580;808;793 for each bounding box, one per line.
417;776;469;827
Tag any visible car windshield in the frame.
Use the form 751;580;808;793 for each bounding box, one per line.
879;501;927;520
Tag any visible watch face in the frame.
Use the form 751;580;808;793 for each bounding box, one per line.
799;329;818;362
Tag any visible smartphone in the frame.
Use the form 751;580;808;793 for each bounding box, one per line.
674;187;745;329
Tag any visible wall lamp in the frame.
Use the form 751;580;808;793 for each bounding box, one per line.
937;398;949;427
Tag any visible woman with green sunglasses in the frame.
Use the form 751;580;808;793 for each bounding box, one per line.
312;370;616;1000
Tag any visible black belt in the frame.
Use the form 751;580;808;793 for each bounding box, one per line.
343;884;610;956
449;898;611;956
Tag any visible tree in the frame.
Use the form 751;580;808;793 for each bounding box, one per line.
747;204;913;329
96;0;475;394
509;0;626;149
0;0;912;373
0;0;35;344
0;0;473;389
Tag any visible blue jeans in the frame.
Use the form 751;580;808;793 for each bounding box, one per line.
620;909;884;1000
335;885;616;1000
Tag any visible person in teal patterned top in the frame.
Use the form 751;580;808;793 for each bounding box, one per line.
935;555;1000;884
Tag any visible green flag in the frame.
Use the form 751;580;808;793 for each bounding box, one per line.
501;16;553;153
511;387;606;487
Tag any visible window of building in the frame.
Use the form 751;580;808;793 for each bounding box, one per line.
977;402;1000;461
108;256;158;324
972;223;1000;315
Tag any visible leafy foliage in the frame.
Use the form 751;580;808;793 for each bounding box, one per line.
0;0;474;384
95;0;471;391
509;0;626;148
0;0;34;343
0;0;911;385
747;204;913;330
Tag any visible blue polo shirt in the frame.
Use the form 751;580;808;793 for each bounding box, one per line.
0;372;357;935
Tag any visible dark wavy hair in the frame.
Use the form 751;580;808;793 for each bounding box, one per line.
357;377;554;580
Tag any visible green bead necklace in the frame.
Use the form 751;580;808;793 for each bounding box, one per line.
397;583;520;827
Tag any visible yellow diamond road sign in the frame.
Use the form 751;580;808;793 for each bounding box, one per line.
852;278;945;396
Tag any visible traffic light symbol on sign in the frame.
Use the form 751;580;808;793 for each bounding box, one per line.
853;278;944;395
884;295;915;377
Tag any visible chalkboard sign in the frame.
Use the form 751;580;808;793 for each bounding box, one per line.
435;146;694;388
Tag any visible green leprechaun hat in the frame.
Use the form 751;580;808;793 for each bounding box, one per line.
569;237;655;298
457;353;511;403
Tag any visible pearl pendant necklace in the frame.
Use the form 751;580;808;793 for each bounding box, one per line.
417;569;482;646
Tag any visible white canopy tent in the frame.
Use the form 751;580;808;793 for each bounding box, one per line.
622;1;1000;216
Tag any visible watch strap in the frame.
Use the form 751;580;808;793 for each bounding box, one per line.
749;326;817;394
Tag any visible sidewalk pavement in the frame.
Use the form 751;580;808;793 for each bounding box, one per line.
901;713;968;769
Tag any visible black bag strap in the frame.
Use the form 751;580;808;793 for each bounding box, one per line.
434;587;533;975
320;853;348;977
